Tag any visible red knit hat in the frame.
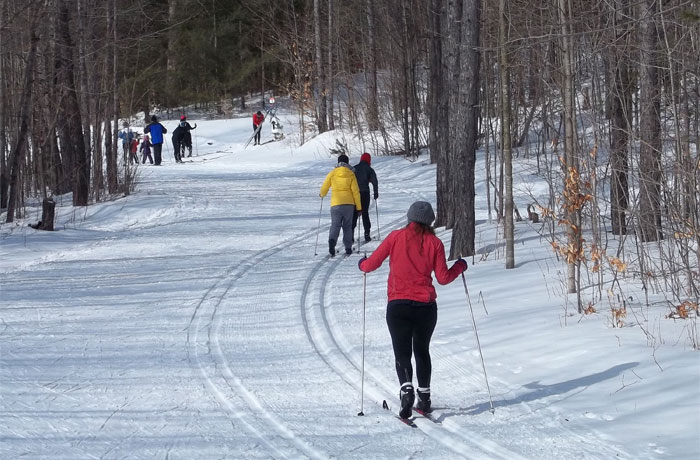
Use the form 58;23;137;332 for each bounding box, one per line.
361;152;371;164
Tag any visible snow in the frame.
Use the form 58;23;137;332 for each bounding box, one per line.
1;111;698;460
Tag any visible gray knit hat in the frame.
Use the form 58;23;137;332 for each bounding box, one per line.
407;201;435;226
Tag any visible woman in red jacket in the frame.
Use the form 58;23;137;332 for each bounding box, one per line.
358;201;467;419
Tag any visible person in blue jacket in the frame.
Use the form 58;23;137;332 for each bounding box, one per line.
144;115;167;165
118;121;136;162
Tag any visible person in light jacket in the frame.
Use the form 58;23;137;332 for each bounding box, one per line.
319;154;362;256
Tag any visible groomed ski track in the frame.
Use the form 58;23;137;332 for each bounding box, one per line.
1;138;639;459
186;158;630;459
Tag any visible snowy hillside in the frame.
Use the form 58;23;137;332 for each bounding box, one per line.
1;112;698;459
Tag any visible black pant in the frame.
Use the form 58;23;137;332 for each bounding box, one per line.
253;123;262;144
153;143;163;165
172;139;182;161
386;300;437;388
352;191;372;236
182;132;192;156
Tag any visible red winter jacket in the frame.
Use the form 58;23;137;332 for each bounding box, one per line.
359;222;465;303
253;112;265;126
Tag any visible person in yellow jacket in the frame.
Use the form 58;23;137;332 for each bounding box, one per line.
320;154;362;256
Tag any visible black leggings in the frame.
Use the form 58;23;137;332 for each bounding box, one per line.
386;300;437;388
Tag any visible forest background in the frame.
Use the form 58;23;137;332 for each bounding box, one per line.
1;0;698;313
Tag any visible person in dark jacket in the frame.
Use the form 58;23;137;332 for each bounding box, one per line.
178;115;197;157
358;201;467;419
352;152;379;242
252;111;265;145
140;135;153;164
144;115;167;165
172;126;185;163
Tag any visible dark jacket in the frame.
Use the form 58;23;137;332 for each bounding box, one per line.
353;160;378;197
140;137;152;154
178;121;196;131
172;126;185;143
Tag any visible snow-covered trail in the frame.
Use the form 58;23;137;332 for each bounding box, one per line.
2;117;696;459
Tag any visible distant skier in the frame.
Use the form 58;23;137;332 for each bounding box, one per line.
140;135;153;164
144;115;167;165
118;121;136;163
351;153;379;242
358;201;468;419
270;114;284;141
319;154;362;256
178;115;197;157
252;110;265;145
129;137;140;165
171;125;185;163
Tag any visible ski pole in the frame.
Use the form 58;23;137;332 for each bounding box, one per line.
374;198;380;240
358;268;367;416
314;197;324;256
461;272;495;414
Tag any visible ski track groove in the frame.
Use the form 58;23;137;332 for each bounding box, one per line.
186;162;434;459
187;229;330;460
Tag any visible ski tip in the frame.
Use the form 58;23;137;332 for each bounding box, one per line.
382;400;389;410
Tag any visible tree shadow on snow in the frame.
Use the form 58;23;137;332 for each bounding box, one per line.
446;362;639;418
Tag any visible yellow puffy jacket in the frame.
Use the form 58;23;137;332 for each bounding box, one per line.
320;165;362;211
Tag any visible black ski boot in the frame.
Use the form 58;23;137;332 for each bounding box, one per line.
417;388;431;413
364;233;372;243
345;247;353;256
329;239;336;257
399;383;415;419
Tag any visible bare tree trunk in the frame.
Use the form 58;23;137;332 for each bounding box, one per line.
327;0;335;131
108;0;118;193
609;0;631;236
500;0;515;268
427;0;442;164
313;0;327;133
6;31;39;223
56;0;89;206
166;0;178;106
0;0;7;209
365;0;379;132
449;0;481;259
400;2;411;157
558;0;579;295
637;0;663;242
434;0;451;228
